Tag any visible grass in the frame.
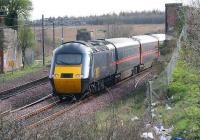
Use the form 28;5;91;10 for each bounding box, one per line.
0;64;45;83
157;58;200;139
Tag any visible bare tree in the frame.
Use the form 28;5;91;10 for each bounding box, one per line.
18;20;35;68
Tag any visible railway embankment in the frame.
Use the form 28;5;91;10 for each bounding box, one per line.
155;57;200;139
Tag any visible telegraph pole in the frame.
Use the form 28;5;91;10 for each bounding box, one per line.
42;15;45;66
61;19;64;44
53;22;55;49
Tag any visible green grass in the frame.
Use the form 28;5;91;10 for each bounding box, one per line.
0;64;45;83
158;59;200;139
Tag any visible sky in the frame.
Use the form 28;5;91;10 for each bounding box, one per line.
31;0;188;20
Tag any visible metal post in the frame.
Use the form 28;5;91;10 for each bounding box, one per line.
53;22;55;49
42;15;45;66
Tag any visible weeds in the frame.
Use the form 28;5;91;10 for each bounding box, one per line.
157;58;200;139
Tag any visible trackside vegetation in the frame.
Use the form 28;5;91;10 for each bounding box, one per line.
157;51;200;139
0;64;45;83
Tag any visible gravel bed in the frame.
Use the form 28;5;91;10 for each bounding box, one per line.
38;70;155;129
0;67;50;92
4;95;58;122
0;82;52;113
3;68;154;131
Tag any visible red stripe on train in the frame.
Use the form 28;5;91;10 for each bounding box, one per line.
111;50;159;65
142;50;159;57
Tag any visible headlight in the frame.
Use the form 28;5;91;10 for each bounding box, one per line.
53;74;59;78
74;74;83;78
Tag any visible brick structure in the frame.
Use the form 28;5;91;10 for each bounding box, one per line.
165;3;183;34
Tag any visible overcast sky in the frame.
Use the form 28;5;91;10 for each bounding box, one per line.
31;0;188;20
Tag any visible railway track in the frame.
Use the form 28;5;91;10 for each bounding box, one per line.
16;97;60;121
20;67;154;129
0;76;49;100
26;95;94;129
0;94;53;117
0;67;154;130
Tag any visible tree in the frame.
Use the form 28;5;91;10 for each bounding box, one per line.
175;6;186;35
18;21;35;67
0;0;32;30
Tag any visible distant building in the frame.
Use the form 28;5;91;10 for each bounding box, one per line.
165;3;183;34
0;15;22;73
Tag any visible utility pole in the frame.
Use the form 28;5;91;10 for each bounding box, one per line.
42;15;45;66
61;19;64;44
53;22;55;49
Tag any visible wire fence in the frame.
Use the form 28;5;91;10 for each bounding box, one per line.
144;26;187;138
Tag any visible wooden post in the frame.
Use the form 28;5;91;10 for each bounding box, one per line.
53;22;55;49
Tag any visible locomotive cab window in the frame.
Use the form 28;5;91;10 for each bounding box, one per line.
55;54;82;65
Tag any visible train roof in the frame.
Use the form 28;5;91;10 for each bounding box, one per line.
57;34;169;54
150;34;166;42
132;35;158;44
106;38;139;48
131;34;168;44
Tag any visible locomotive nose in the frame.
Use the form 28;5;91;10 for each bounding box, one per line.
49;43;91;97
53;65;82;93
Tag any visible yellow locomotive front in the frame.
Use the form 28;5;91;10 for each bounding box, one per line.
53;54;82;93
49;42;92;99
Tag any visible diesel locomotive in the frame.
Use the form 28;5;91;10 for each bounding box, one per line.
49;34;166;99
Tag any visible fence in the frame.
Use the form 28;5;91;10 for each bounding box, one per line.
144;26;187;130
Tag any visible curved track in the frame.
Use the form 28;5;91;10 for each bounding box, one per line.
23;67;154;129
26;95;94;129
1;67;154;130
0;94;53;117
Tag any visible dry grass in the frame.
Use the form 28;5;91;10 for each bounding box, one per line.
35;24;164;42
33;24;164;60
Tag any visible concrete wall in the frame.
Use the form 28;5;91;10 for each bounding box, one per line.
3;28;22;72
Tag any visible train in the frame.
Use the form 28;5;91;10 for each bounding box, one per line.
49;34;166;100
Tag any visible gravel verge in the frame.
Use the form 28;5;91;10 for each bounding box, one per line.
0;67;49;92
